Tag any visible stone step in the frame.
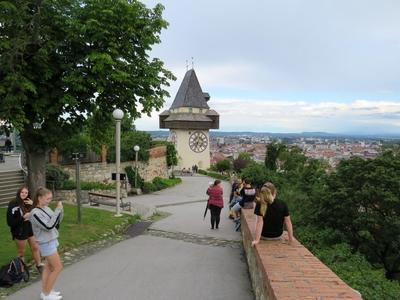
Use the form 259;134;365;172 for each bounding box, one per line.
0;170;25;207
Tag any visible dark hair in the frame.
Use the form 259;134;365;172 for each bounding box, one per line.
32;187;52;208
15;185;30;212
214;179;221;186
15;185;29;202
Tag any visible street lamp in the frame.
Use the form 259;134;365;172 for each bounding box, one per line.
112;108;124;217
133;145;140;189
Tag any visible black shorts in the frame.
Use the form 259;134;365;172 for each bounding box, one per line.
12;223;34;241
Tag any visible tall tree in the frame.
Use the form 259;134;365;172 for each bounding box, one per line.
0;0;175;191
312;152;400;279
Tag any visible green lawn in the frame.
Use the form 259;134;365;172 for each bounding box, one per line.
0;203;138;266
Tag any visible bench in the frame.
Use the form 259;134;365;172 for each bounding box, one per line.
240;209;362;300
88;192;131;212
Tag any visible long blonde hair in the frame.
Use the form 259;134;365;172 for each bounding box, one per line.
257;182;276;217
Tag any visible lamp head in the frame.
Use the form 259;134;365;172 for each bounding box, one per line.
134;145;140;152
112;109;124;120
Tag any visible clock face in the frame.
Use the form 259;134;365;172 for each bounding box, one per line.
189;131;208;153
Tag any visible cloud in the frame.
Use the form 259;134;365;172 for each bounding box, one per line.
135;98;400;134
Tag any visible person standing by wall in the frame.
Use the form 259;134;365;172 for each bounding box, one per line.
30;187;64;300
6;185;44;273
251;182;294;246
207;180;224;229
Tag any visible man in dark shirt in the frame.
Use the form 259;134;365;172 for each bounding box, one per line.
252;183;294;245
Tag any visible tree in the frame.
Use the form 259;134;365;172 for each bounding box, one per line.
233;151;252;172
311;152;400;279
215;159;231;172
0;0;175;191
265;142;286;171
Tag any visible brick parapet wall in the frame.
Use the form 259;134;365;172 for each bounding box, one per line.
241;209;362;300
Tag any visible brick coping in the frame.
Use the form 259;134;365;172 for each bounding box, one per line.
241;209;363;300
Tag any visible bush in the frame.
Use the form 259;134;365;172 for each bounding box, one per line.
46;164;70;189
197;169;229;181
59;180;115;190
125;166;144;188
142;182;156;193
141;177;181;194
152;177;167;190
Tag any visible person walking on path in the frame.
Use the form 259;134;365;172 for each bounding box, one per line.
251;182;294;246
206;180;224;229
6;185;44;273
30;187;64;300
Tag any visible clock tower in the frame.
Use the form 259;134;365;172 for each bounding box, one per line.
159;69;219;170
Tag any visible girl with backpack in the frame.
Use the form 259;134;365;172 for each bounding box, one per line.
6;185;44;273
30;187;64;300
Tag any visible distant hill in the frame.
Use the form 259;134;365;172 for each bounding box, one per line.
146;130;400;140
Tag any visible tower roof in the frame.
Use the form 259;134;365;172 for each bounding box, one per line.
170;69;210;109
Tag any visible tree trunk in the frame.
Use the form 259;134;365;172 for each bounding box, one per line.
21;130;47;193
25;149;47;193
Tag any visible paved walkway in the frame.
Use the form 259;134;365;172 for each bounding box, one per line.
5;176;254;300
0;153;20;171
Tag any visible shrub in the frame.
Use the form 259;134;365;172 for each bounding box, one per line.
46;164;70;189
152;177;167;190
59;180;115;190
125;166;144;188
142;182;156;193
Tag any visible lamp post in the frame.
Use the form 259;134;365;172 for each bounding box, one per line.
112;108;124;217
133;145;140;189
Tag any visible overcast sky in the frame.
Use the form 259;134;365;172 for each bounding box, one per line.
137;0;400;134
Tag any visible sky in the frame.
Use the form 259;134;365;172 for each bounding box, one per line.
137;0;400;134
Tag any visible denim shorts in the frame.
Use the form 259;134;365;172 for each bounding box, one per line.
39;239;59;257
232;202;242;212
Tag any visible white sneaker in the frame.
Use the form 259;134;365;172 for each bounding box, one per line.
40;292;62;300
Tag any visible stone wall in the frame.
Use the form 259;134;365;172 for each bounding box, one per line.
53;189;128;203
61;145;168;183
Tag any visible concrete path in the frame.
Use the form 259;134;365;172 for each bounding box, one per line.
5;176;254;300
0;153;20;171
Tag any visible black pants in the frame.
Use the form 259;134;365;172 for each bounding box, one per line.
209;205;222;229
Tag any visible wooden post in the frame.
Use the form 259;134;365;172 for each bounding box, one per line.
49;148;59;165
101;144;107;163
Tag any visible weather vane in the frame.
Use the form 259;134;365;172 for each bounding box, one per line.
191;57;194;69
186;59;189;71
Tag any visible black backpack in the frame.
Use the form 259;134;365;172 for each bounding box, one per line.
0;257;29;288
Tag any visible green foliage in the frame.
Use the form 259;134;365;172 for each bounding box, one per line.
240;162;281;188
215;159;232;172
125;166;144;188
57;132;90;156
265;142;286;170
46;164;70;189
107;131;151;163
60;180;115;190
197;169;229;181
232;157;250;172
309;152;400;279
152;140;178;167
314;243;400;300
141;177;181;194
0;0;175;188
